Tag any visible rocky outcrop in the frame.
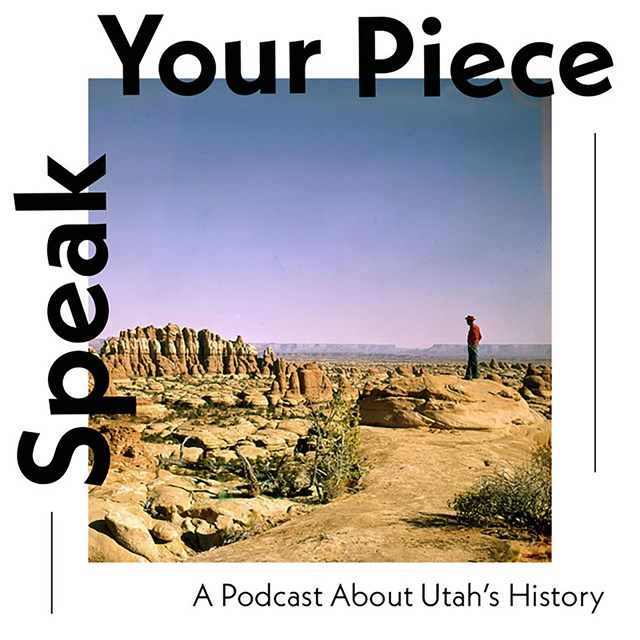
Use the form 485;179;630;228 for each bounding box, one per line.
89;484;300;562
88;413;315;562
100;325;335;405
519;364;552;399
100;324;273;379
359;373;546;432
296;363;333;402
519;363;552;418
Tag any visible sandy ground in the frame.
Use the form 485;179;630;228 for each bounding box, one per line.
191;424;549;563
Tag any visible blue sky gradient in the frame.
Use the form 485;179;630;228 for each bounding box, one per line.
90;79;550;347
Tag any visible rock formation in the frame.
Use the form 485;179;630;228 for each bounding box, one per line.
518;363;552;418
99;324;338;407
88;414;313;562
88;357;551;562
296;363;333;403
359;373;546;432
100;324;271;379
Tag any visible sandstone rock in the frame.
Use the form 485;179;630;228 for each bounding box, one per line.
170;425;228;451
104;509;158;561
170;446;203;464
101;324;265;380
151;520;182;543
277;419;311;437
96;424;158;474
159;538;195;561
266;379;283;406
135;400;170;420
273;358;289;388
194;520;223;551
171;394;208;410
90;499;153;529
359;374;545;432
89;527;148;563
520;386;536;401
360;395;435;428
187;496;293;529
297;363;334;402
186;489;272;531
261;347;276;369
146;477;197;518
245;392;270;409
235;444;270;460
212;449;240;463
395;364;415;377
187;500;223;525
284;371;304;403
197;421;258;448
337;375;360;401
212;514;239;540
202;391;239;406
519;364;552;399
518;364;552;418
248;429;290;451
249;415;270;428
144;442;178;460
89;481;148;506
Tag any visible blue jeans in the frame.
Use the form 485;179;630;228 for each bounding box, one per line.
465;344;479;379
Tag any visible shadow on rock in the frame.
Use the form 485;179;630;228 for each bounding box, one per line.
403;513;466;530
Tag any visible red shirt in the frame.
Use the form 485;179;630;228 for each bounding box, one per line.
467;324;482;345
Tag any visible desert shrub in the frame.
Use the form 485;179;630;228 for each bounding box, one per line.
141;431;183;445
449;444;551;537
307;398;363;503
229;397;363;502
157;453;246;483
155;397;363;503
236;452;311;498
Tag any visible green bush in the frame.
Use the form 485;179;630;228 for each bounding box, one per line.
307;398;363;503
449;444;551;537
236;452;311;498
234;397;363;502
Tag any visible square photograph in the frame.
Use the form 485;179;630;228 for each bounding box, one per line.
87;78;551;563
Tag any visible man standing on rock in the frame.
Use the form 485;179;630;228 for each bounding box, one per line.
464;315;482;380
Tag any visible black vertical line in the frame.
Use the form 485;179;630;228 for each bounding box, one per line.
593;132;597;474
50;511;54;614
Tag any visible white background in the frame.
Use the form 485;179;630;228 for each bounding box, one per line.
1;1;637;637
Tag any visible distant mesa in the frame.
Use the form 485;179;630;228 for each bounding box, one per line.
422;344;551;359
253;343;397;355
254;342;551;360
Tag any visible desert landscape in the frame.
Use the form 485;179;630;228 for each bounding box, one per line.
87;80;551;564
88;324;551;563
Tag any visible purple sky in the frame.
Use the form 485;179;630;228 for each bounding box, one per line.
90;79;550;347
